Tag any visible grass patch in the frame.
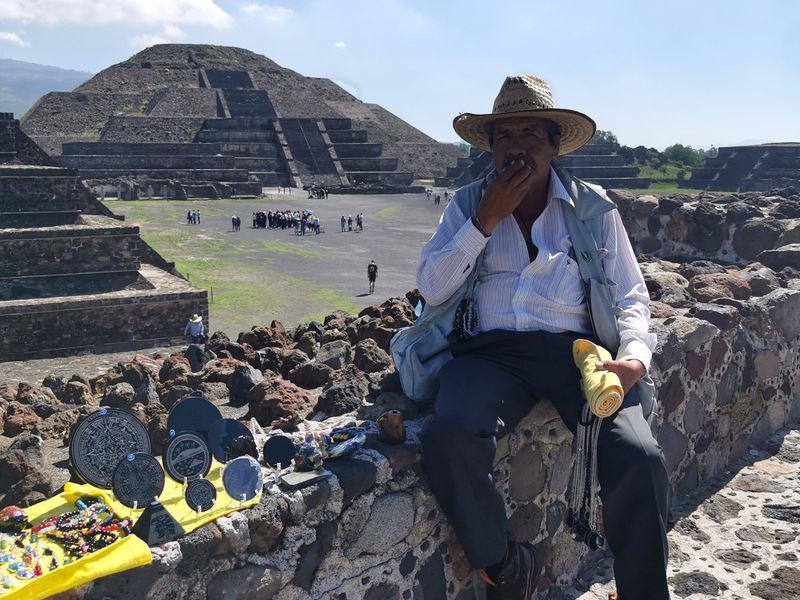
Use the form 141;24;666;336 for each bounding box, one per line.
103;197;355;336
257;240;324;259
624;183;707;195
376;206;400;219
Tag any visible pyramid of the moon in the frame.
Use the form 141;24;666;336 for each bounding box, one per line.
21;44;464;197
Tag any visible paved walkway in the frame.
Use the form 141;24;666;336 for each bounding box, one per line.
567;424;800;599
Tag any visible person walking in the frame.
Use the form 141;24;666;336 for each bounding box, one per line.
367;260;378;294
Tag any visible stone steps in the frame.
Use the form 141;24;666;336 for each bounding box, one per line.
77;168;251;182
333;144;383;158
347;171;414;185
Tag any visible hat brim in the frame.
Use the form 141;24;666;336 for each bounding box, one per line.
453;108;596;155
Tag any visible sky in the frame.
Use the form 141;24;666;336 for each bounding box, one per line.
0;0;797;150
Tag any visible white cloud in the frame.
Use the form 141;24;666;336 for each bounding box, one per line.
0;31;29;47
334;41;346;49
131;23;186;48
241;4;293;23
0;0;232;28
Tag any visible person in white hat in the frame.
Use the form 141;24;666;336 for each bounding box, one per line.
415;75;666;599
184;313;205;344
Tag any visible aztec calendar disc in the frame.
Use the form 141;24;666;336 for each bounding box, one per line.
69;408;151;489
185;479;217;512
163;432;212;483
112;452;166;508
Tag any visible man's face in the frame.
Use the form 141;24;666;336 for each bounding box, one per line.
490;117;560;184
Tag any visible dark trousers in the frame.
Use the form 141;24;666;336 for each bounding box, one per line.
419;330;670;600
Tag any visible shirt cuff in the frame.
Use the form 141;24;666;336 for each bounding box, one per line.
453;214;490;258
615;338;653;373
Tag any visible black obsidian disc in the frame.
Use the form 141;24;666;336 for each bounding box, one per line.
262;435;296;468
112;452;165;509
185;479;217;512
69;408;151;489
163;432;212;483
221;456;263;502
167;396;222;439
207;418;256;463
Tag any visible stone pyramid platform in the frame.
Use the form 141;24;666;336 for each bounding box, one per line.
22;45;463;197
685;142;800;192
0;113;207;360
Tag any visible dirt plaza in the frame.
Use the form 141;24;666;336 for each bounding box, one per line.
104;189;449;336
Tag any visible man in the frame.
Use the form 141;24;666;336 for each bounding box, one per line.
367;260;378;294
416;75;668;599
184;313;205;344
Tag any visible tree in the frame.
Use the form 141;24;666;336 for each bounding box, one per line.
591;130;619;150
663;144;702;167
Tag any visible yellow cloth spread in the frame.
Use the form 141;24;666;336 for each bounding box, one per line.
573;339;623;418
2;459;260;600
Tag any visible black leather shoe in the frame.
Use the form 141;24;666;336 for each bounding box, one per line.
484;542;538;600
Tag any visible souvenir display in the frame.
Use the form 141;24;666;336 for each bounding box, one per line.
0;496;131;587
184;479;216;513
207;418;257;463
69;408;151;489
262;435;296;469
163;432;212;483
166;396;222;440
221;456;263;503
111;453;165;509
291;427;367;471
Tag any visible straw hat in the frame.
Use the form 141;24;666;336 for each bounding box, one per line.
190;314;202;323
453;74;596;155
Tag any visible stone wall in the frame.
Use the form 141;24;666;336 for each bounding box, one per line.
612;189;800;267
99;116;207;144
0;265;207;359
0;218;141;277
74;270;800;598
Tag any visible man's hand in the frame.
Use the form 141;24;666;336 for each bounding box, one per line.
595;359;646;396
474;159;534;233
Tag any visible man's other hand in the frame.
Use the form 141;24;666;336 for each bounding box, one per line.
594;359;646;396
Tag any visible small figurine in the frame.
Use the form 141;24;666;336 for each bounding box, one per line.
0;506;28;531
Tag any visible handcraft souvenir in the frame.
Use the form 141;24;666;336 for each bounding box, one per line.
207;418;257;463
112;453;166;509
69;408;151;488
166;396;222;440
221;456;263;503
162;432;212;483
184;479;216;513
262;435;296;469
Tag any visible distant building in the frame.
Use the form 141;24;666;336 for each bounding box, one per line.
684;143;800;192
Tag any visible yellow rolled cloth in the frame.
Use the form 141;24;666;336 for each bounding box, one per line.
572;339;623;418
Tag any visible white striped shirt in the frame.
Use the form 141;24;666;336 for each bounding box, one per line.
416;168;657;371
